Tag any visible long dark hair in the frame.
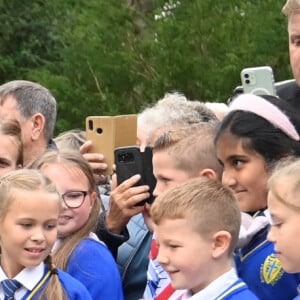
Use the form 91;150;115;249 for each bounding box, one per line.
214;95;300;168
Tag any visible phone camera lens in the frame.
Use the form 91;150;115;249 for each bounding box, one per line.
244;73;249;79
245;79;250;84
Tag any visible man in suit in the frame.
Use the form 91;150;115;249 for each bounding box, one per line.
277;1;300;108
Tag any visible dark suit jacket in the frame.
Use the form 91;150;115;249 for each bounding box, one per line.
276;79;300;112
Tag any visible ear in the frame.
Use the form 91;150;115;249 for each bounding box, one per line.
199;168;217;180
211;231;231;259
30;113;45;141
89;191;97;207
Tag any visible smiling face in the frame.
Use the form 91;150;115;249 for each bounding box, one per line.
0;189;59;278
216;132;268;212
40;163;96;238
267;182;300;273
155;218;215;294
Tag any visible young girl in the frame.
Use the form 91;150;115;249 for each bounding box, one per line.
214;93;300;299
32;149;124;300
0;168;92;300
267;159;300;299
0;118;23;175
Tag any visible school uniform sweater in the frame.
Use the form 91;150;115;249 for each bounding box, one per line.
180;268;259;300
0;263;92;300
235;211;299;300
66;237;124;300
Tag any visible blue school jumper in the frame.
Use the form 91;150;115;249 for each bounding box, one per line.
21;267;92;299
235;212;299;300
179;271;258;300
214;279;259;300
66;237;124;300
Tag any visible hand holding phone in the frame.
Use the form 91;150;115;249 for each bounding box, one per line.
115;146;156;205
85;115;137;175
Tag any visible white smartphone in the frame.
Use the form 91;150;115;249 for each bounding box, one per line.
241;66;276;96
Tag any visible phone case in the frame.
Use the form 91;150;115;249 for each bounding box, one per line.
86;114;137;175
115;146;143;186
141;147;156;204
114;146;156;205
241;66;276;96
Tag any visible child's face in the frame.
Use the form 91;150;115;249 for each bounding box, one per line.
216;133;268;212
0;189;59;277
155;218;214;294
0;132;20;176
40;163;96;238
267;186;300;273
152;150;192;197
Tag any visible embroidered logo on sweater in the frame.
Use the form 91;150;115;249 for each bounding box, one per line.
260;253;284;285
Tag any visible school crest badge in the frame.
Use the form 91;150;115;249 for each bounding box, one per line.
260;253;284;285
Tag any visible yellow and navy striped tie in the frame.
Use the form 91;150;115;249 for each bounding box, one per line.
1;279;22;300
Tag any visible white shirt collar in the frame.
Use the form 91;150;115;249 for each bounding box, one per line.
0;262;45;299
181;268;238;300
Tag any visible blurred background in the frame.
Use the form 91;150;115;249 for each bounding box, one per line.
0;0;289;133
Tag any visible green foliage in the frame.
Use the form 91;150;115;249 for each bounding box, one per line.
0;0;292;134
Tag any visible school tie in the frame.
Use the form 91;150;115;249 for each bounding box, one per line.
1;279;22;300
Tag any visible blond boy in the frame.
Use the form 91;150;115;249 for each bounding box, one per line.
143;123;222;299
151;177;259;299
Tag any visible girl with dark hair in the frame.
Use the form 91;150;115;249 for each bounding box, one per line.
215;94;300;300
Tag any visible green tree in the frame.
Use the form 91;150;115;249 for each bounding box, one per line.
0;0;292;134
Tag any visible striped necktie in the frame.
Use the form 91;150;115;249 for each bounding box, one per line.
1;279;22;300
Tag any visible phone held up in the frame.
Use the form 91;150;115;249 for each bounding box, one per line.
240;66;277;96
85;114;137;176
114;146;156;206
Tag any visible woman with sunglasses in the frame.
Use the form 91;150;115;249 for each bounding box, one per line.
32;149;124;300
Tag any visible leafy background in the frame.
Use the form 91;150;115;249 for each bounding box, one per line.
0;0;290;134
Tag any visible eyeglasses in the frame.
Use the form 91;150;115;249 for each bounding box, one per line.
61;191;88;208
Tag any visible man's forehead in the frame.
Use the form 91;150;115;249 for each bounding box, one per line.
288;11;300;29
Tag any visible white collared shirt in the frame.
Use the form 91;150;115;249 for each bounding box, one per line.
0;262;45;300
181;268;238;300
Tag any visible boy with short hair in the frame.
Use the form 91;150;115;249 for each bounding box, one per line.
151;177;259;299
143;123;222;299
152;122;223;195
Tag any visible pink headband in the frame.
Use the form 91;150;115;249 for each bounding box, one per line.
229;94;300;141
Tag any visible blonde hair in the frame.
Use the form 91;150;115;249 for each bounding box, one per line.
282;0;300;18
32;149;101;270
54;129;86;151
153;123;223;179
0;169;67;300
151;177;241;255
268;158;300;211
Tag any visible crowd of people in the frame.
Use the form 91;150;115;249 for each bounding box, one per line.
0;0;300;299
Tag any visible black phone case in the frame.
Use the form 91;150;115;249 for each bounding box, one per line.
114;146;156;205
115;146;144;186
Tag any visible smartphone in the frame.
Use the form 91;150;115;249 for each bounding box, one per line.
241;66;276;96
86;115;137;175
115;146;156;205
115;146;143;186
141;147;156;204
